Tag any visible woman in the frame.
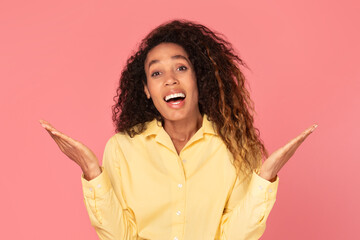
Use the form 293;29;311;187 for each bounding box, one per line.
40;20;317;240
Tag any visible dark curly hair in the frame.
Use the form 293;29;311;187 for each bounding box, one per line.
112;19;268;178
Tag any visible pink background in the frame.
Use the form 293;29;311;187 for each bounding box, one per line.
1;0;359;239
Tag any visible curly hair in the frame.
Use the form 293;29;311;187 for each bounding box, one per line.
112;19;268;178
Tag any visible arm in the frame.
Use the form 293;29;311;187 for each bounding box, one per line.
81;136;138;240
218;123;317;239
40;120;138;239
218;171;279;240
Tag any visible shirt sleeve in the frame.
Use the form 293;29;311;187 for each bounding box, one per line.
81;136;138;240
217;171;279;240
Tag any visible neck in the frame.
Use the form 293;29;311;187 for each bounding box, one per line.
163;113;203;153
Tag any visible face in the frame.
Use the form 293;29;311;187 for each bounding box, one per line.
144;42;200;122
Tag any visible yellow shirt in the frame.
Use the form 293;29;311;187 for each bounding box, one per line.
81;116;279;240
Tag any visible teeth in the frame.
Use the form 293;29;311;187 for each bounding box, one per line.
165;93;185;102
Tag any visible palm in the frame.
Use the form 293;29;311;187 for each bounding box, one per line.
39;120;100;177
260;124;318;181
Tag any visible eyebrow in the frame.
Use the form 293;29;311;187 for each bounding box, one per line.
147;55;191;69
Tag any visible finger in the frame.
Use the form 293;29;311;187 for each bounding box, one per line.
39;119;53;128
52;133;74;149
283;124;318;151
42;125;74;151
46;129;79;150
297;123;318;142
43;127;58;141
40;120;79;145
44;129;71;149
51;130;79;147
39;119;54;126
303;123;318;135
40;120;62;135
51;135;79;160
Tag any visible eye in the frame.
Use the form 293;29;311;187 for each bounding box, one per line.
177;66;187;71
151;71;161;77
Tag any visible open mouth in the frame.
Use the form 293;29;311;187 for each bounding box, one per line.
164;93;186;104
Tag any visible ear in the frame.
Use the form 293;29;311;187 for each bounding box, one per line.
144;84;151;99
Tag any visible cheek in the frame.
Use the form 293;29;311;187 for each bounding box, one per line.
147;84;164;105
191;80;199;98
147;84;159;97
146;80;156;94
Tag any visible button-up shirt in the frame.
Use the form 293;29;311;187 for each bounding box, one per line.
81;115;279;240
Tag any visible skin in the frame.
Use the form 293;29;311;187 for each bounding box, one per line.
143;43;203;153
40;43;318;182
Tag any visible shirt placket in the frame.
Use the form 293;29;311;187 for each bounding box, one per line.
169;153;187;240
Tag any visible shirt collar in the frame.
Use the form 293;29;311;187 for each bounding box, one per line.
142;114;217;137
201;114;217;135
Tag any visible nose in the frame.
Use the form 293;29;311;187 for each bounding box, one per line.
164;72;179;86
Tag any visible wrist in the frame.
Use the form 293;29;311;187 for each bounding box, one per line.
259;169;277;182
82;164;102;181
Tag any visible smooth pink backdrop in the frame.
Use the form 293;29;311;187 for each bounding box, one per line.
1;0;359;239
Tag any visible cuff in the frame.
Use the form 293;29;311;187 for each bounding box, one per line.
249;171;279;201
81;166;112;199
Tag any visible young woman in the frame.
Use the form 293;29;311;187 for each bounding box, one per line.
40;20;317;240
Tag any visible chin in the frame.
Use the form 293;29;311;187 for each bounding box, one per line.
162;112;189;122
161;109;201;124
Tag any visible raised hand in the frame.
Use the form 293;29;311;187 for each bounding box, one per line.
259;124;318;182
39;120;102;181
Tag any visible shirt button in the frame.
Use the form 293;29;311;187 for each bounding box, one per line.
182;159;186;163
258;185;263;190
174;237;179;240
97;184;102;188
178;183;183;188
176;210;181;216
268;189;273;193
89;187;93;192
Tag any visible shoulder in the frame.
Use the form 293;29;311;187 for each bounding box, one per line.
105;132;126;147
105;119;160;147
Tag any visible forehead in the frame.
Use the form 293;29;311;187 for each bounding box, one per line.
145;42;189;67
